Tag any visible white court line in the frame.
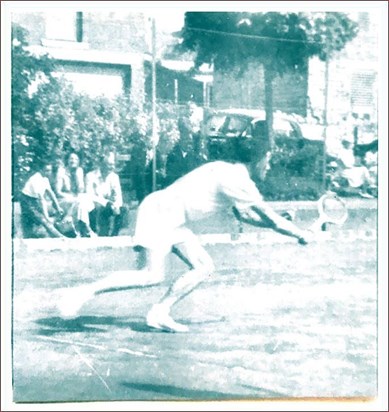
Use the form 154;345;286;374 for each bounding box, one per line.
37;335;106;350
13;229;377;252
36;335;157;358
117;348;157;358
72;345;112;394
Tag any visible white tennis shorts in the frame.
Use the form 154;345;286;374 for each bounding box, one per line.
133;190;195;253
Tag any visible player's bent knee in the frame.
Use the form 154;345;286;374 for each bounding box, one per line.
195;257;215;278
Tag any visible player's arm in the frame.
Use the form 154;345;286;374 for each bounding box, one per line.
233;203;311;244
224;165;311;243
232;206;272;228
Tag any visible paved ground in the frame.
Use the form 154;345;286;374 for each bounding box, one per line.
11;204;379;404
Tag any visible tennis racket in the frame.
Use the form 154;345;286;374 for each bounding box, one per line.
310;192;348;232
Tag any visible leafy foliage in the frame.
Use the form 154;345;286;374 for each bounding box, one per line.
12;24;59;195
178;11;358;73
260;139;325;200
12;23;180;199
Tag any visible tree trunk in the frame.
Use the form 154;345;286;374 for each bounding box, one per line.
264;65;275;150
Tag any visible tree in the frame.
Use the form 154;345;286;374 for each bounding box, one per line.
177;12;358;147
11;23;59;195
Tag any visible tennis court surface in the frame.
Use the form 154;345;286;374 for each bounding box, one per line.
11;202;378;403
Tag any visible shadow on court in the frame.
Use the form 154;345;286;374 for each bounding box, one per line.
34;316;160;334
119;381;262;400
34;315;228;335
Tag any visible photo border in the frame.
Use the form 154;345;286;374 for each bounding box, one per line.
2;1;387;411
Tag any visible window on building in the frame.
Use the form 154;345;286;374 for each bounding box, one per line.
45;11;83;42
358;12;370;31
54;63;130;98
351;71;376;111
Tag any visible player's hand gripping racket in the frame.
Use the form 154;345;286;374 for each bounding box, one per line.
310;192;348;232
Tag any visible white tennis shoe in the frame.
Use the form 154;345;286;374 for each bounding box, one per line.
57;286;94;318
146;304;189;333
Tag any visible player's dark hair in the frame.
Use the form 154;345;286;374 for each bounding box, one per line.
233;137;270;164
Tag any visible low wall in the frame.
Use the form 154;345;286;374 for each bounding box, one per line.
11;198;377;240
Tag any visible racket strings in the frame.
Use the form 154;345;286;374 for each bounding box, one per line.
321;196;348;223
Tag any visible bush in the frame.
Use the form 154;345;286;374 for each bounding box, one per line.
259;139;325;200
12;23;181;199
13;80;181;197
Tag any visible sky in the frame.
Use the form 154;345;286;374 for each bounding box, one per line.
150;10;185;33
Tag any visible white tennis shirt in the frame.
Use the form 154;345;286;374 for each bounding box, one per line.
166;160;262;221
134;161;263;249
21;172;51;199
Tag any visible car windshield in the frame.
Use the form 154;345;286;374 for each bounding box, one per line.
206;115;226;133
225;117;248;135
205;115;248;136
273;118;300;139
205;112;302;140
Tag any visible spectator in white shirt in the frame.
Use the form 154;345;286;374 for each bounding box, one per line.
20;161;64;238
340;154;375;198
85;151;125;236
332;140;375;198
337;139;355;169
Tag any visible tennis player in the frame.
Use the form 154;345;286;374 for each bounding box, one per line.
58;140;314;332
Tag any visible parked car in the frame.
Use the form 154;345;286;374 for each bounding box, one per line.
201;108;326;200
202;108;321;160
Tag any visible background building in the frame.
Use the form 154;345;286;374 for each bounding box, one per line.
12;10;208;107
308;12;378;127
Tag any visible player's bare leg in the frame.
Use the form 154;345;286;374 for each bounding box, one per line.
146;238;214;333
57;248;167;318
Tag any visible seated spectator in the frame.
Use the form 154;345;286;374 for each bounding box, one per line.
337;139;355;169
333;153;375;198
86;151;127;236
20;160;65;238
54;152;95;237
363;147;378;197
354;139;378;159
55;152;85;197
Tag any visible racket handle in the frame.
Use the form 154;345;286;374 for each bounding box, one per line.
310;218;326;232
